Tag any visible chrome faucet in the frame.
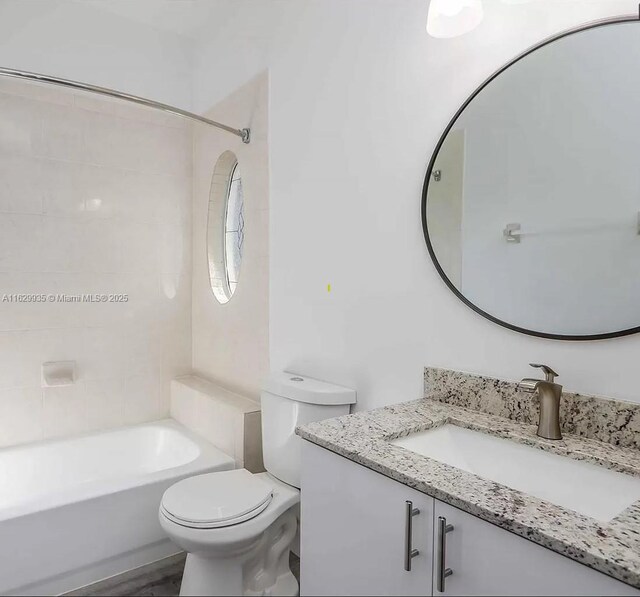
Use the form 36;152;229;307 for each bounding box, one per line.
518;364;563;440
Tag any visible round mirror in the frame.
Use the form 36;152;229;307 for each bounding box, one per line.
207;151;245;304
422;19;640;340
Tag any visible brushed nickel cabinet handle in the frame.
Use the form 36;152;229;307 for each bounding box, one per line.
404;500;421;571
437;516;454;592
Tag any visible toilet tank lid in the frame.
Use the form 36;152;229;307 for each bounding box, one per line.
263;372;357;405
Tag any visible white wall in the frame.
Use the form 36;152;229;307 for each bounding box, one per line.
0;0;193;108
192;0;640;410
0;78;192;447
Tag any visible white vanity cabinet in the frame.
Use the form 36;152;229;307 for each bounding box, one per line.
300;441;434;596
433;500;638;596
301;441;640;597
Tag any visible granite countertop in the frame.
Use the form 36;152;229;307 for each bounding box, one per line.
296;397;640;588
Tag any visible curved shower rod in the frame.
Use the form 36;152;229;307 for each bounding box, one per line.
0;67;251;144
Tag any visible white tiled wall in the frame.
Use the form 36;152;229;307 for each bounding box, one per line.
0;79;192;447
170;376;264;472
192;72;269;400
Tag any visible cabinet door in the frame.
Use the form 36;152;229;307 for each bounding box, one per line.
433;500;639;596
301;441;434;596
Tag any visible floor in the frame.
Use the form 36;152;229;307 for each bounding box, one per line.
68;553;301;596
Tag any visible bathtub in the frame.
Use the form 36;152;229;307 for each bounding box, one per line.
0;419;235;596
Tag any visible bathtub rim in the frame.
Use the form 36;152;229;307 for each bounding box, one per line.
0;418;235;522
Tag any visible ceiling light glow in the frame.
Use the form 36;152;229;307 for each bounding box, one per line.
427;0;484;38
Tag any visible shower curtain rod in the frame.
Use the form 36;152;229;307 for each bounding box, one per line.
0;67;251;144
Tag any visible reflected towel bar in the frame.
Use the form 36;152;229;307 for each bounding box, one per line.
503;213;640;243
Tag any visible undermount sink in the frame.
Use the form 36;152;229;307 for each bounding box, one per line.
391;424;640;522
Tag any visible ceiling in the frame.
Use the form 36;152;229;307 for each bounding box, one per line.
77;0;231;40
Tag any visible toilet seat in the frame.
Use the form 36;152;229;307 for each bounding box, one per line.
160;469;273;529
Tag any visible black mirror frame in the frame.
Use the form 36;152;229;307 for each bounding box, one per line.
421;14;640;341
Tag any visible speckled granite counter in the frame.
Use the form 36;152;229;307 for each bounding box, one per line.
424;367;640;450
296;396;640;588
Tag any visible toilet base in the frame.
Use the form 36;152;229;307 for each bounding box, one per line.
178;509;299;597
180;555;243;596
244;565;298;597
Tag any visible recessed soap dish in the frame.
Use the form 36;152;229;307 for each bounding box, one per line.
42;361;76;387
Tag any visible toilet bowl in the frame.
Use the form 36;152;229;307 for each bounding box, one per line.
159;373;357;596
159;469;299;596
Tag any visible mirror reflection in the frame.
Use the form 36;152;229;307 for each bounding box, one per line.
424;22;640;338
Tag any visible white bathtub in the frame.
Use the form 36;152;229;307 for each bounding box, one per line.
0;419;235;596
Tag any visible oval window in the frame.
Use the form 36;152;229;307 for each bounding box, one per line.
207;151;245;304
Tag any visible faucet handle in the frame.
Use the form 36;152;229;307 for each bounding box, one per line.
529;363;558;382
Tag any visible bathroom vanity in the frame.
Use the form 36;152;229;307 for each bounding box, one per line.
297;369;640;596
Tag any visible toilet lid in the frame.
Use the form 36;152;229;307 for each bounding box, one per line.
161;469;273;529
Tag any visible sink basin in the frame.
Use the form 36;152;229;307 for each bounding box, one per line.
391;424;640;522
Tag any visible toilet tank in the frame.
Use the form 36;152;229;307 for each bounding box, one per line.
261;372;356;488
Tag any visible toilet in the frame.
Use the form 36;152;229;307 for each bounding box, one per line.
159;372;356;596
